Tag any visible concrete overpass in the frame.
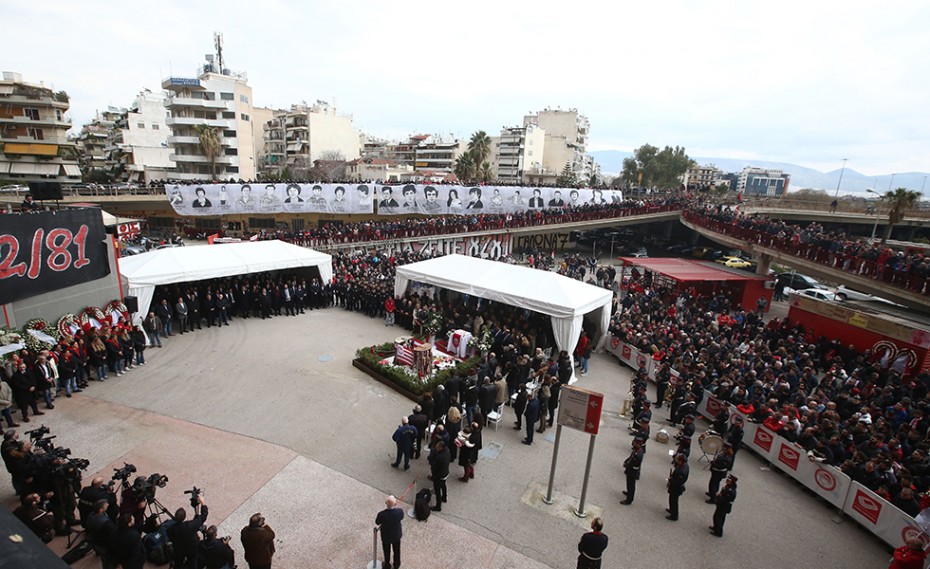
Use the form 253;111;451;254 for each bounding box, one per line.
680;215;930;313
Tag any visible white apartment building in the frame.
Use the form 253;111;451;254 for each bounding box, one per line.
685;163;721;190
493;124;546;184
0;71;81;183
359;134;464;174
346;158;414;182
76;107;122;176
261;101;359;177
523;108;592;180
163;52;256;180
104;90;172;183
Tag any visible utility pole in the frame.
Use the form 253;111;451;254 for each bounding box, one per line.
833;158;847;198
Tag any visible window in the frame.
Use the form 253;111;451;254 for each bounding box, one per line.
24;108;39;120
55;110;63;121
248;217;275;229
240;114;250;121
528;150;533;156
224;148;238;156
152;124;159;130
220;92;234;101
226;166;239;173
222;112;235;119
27;127;43;140
240;95;249;104
195;218;220;229
137;122;145;129
223;130;236;138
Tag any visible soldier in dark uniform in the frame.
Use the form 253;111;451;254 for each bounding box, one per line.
666;453;689;521
727;416;744;467
576;517;608;569
706;444;733;502
620;438;644;505
655;363;671;407
712;405;730;436
710;475;738;536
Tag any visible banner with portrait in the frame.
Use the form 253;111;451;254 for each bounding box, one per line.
165;183;622;217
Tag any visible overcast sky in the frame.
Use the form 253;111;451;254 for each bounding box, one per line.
5;0;929;176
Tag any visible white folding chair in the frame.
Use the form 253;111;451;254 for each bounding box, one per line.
487;404;504;431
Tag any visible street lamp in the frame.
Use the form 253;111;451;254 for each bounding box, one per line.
833;158;848;198
887;173;896;192
866;188;884;243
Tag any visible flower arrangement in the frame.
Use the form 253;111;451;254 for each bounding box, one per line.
22;318;59;351
0;327;23;348
104;299;128;317
57;314;80;340
416;309;444;337
468;327;493;352
79;306;106;328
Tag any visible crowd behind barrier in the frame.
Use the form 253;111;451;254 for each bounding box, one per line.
603;276;930;550
683;206;930;297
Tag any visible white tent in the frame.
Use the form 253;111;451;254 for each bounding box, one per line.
119;240;333;322
394;254;613;361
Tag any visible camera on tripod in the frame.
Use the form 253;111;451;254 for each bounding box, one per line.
184;486;204;508
134;473;169;504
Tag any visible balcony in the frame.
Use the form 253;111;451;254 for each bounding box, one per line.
165;117;231;128
166;135;202;145
165;96;229;110
1;94;69;108
169;154;233;164
1;114;72;128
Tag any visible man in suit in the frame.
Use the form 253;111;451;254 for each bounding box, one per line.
528;188;544;207
548;190;565;207
523;392;540;445
192;187;212;208
428;440;450;512
375;495;404;569
666;453;689;520
710;475;738;536
620;439;644;505
379;187;399;210
466;187;483;209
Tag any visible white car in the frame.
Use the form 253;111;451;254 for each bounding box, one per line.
792;288;841;302
0;184;29;193
792;286;901;306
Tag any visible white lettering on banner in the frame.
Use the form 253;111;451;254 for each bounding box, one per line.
379;235;512;259
165;183;621;217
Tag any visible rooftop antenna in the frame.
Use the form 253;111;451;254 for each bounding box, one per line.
214;32;225;75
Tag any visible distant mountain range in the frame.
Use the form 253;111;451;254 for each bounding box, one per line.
590;150;929;198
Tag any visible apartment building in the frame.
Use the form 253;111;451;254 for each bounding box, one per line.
493;124;546;184
0;71;81;183
685;163;721;190
523;108;592;180
162;51;257;180
738;166;791;196
76;107;122;177
360;134;464;174
261;101;359;177
105;90;173;183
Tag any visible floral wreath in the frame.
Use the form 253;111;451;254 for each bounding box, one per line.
0;327;24;349
79;306;107;329
22;318;59;351
104;300;129;327
57;314;80;340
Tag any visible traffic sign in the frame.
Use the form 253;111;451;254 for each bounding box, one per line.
557;385;604;435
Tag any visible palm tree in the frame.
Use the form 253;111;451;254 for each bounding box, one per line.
479;161;494;183
882;187;922;244
468;131;491;171
194;124;222;179
453;151;476;183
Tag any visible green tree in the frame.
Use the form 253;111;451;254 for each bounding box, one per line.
557;163;576;187
467;131;491;170
623;143;693;189
882;187;922;244
620;156;640;186
453;151;476;183
194;124;222;178
478;161;494;183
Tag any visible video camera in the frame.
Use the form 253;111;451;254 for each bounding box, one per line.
53;457;89;482
112;462;137;483
183;486;204;508
25;425;50;440
134;473;169;504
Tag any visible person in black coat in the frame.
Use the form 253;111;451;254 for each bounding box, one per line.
710;475;738;536
523;393;540;445
407;406;429;460
620;439;644;505
666;453;689;521
513;384;528;430
706;446;734;503
10;362;40;420
428;440;450;512
444;375;461;404
712;406;730;436
478;378;496;422
727;417;744;467
576;517;608;569
169;495;208;569
199;525;236;569
108;513;146;569
375;495;404;569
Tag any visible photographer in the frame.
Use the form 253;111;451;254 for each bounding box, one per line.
108;513;146;569
78;476;117;526
120;476;148;529
85;499;117;569
13;492;55;543
199;525;235;569
241;513;275;569
1;430;36;496
169;493;208;569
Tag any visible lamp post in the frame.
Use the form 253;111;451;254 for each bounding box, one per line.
866;188;883;243
833;158;848;198
887;173;896;193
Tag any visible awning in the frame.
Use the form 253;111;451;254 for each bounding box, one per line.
9;163;35;174
0;162;10;174
3;143;59;156
33;163;59;175
287;142;303;151
63;164;82;177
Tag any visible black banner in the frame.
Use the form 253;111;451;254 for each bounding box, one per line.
0;209;110;305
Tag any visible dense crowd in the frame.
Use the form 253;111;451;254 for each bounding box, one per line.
610;273;930;517
685;205;930;296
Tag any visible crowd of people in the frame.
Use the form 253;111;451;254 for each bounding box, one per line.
609;269;930;519
685;205;930;296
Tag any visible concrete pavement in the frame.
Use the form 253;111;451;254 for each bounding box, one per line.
3;305;890;568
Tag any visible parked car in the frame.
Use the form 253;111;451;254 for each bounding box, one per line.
834;285;902;306
776;272;825;291
793;288;841;302
0;184;29;194
691;247;723;261
715;256;752;269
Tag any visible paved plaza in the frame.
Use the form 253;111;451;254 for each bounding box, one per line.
4;305;891;568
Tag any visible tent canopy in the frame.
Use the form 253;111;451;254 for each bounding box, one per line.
119;240;332;321
394;254;612;358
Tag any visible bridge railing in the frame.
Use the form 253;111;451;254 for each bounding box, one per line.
682;210;930;297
